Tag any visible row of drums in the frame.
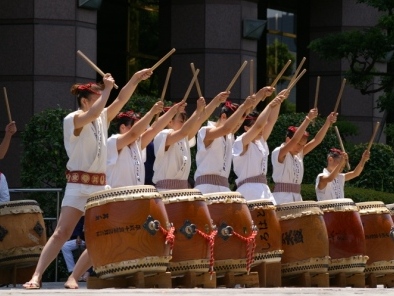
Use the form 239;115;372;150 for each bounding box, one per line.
83;185;394;279
1;186;394;282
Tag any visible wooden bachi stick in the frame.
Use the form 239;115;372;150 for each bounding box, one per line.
154;67;172;122
288;57;306;86
287;69;307;93
3;87;12;123
271;59;292;88
333;78;346;113
150;48;176;71
190;63;202;98
226;61;248;92
250;59;254;96
77;50;119;89
312;76;320;126
181;69;200;103
367;121;380;152
334;126;351;170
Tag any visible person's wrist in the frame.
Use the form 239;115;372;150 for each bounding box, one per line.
305;116;311;122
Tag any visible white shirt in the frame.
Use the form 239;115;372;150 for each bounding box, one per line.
0;173;10;202
194;121;234;193
106;134;146;188
316;168;346;201
63;108;108;195
152;129;196;186
232;133;275;203
271;144;304;204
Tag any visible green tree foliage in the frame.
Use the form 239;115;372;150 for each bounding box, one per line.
308;0;394;113
21;107;70;189
20;107;70;217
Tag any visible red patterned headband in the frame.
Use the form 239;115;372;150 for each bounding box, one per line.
77;83;101;95
117;110;140;121
287;126;309;137
224;100;237;112
329;148;342;155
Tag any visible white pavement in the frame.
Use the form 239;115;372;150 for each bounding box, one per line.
0;282;393;296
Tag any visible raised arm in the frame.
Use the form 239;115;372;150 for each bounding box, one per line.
188;92;228;139
344;150;370;181
106;69;153;121
203;95;256;146
277;108;318;162
0;122;17;159
303;112;338;155
116;101;164;151
241;96;283;150
262;89;289;141
74;74;114;130
141;102;186;149
317;152;348;190
165;97;206;147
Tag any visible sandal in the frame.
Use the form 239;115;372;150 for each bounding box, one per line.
23;280;41;289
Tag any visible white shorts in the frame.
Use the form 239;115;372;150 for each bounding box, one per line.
61;183;106;212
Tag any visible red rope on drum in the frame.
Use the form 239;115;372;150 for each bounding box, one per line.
159;225;175;255
232;229;257;274
196;229;218;275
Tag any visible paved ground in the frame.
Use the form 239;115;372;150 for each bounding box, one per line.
1;282;393;296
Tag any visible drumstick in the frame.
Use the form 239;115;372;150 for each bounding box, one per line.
288;57;306;87
334;126;351;170
250;59;254;96
181;69;200;103
333;78;346;113
312;76;320;127
154;67;172;122
77;50;119;89
150;48;176;71
3;87;12;123
271;59;291;88
287;69;307;93
226;60;248;92
367;121;380;152
190;63;202;98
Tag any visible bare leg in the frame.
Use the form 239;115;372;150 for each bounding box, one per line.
64;249;93;289
23;206;83;288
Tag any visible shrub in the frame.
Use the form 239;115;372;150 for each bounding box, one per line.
348;143;394;193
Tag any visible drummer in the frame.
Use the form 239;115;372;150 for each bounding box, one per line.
193;92;254;194
271;109;338;204
0;121;17;202
152;92;227;191
23;69;152;290
232;88;287;203
316;148;370;201
106;101;185;188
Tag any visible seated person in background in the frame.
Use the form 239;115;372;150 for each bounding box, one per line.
61;216;90;281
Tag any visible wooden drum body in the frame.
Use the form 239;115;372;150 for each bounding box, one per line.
276;201;330;276
0;200;46;268
85;186;172;279
247;199;283;266
204;192;256;275
317;199;368;274
356;201;394;275
161;189;215;275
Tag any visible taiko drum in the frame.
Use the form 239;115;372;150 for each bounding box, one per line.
275;201;330;276
161;189;216;275
317;198;368;274
247;199;283;267
0;200;46;268
356;201;394;275
84;185;172;279
204;192;256;275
